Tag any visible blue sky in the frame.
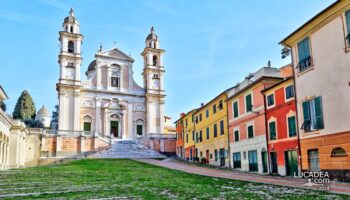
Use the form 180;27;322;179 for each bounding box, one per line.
0;0;335;121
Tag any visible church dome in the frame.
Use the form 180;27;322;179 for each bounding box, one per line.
146;27;158;40
86;60;96;75
64;9;79;25
37;105;49;117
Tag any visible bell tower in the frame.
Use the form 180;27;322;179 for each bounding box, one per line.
141;27;166;134
57;8;83;131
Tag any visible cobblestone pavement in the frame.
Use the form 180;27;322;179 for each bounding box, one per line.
91;139;166;159
136;158;350;195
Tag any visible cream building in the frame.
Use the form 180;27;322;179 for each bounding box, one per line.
0;85;10;170
0;85;28;170
280;0;350;180
57;9;166;139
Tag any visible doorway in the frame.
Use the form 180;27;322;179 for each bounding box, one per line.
248;150;258;172
262;151;268;173
308;149;320;172
270;152;278;173
219;148;225;166
206;150;210;164
110;121;119;138
285;150;298;176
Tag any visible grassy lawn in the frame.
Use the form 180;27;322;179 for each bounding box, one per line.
0;159;347;200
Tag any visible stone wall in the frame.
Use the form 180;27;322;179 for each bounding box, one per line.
140;134;176;156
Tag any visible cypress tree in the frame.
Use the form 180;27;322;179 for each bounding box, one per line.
12;90;36;120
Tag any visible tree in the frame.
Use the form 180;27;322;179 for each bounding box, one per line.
0;100;6;111
12;90;36;121
51;105;59;129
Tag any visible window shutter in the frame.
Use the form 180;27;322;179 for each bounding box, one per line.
269;122;276;140
288;116;296;137
246;94;252;112
304;37;310;58
346;10;350;35
233;102;238;118
315;97;324;129
298;40;305;61
302;101;310;124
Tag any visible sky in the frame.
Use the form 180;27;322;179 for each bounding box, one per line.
0;0;335;122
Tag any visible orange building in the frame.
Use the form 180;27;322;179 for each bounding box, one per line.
227;66;283;173
175;113;185;159
262;77;299;176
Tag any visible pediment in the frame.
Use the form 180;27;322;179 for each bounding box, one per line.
96;48;134;62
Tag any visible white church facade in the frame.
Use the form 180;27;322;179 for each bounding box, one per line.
57;9;166;139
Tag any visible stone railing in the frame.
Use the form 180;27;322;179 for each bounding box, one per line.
41;130;111;143
140;133;176;139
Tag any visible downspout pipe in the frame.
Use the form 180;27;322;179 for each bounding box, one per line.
290;47;303;172
225;93;231;168
262;83;271;174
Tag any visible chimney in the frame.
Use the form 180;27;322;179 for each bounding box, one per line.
200;103;204;107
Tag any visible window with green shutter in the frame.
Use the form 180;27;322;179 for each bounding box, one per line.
288;116;297;137
297;37;311;72
285;85;295;99
314;97;324;130
269;121;276;140
248;125;254;139
346;10;350;44
267;94;274;107
84;122;91;132
220;120;224;135
214;124;218;137
206;127;210;140
301;97;324;132
234;130;239;142
233;101;239;118
245;94;252;112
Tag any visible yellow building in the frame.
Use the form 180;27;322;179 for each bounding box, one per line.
164;116;176;134
182;109;197;161
193;92;229;167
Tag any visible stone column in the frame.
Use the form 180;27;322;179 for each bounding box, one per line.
0;141;3;170
95;99;101;134
122;111;126;139
4;144;8;170
128;103;133;139
73;91;80;131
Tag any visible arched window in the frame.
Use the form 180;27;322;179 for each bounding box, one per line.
70;26;74;33
111;72;120;88
68;41;74;53
331;147;347;157
149;42;152;48
153;55;158;66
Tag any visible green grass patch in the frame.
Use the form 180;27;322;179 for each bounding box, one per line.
0;159;347;199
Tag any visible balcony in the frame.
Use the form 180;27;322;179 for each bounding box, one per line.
297;56;312;73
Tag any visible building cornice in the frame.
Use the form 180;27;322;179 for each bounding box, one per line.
280;0;350;46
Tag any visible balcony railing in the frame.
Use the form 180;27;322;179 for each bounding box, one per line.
297;56;312;72
42;130;101;137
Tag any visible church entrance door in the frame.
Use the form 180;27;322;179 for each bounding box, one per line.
110;121;119;138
